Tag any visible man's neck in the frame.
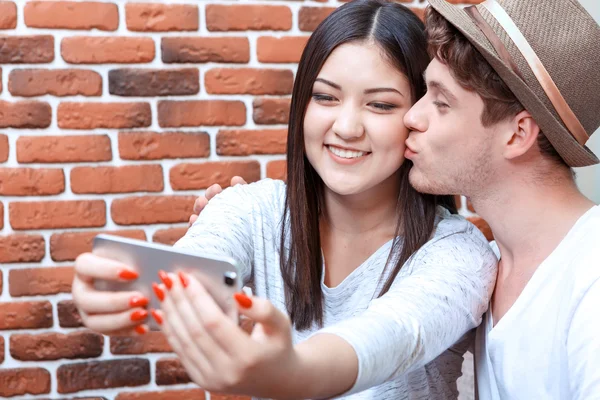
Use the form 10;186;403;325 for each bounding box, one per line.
471;177;594;274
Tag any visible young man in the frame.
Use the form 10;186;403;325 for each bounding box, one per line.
190;0;599;397
402;0;600;398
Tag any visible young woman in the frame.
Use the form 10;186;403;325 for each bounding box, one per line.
72;1;497;398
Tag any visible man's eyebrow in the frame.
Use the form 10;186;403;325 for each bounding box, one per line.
423;71;458;103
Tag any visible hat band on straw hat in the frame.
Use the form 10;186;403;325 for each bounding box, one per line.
465;0;589;146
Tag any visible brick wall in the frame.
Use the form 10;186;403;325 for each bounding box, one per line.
0;1;487;399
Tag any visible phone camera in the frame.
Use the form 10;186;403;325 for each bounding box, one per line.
224;272;237;286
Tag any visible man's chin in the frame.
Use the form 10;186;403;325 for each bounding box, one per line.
408;169;451;195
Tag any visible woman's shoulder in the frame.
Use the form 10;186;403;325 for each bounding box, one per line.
213;178;287;217
411;207;498;269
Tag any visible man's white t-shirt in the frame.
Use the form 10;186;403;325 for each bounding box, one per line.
475;205;600;399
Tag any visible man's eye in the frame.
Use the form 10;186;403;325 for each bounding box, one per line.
433;101;449;109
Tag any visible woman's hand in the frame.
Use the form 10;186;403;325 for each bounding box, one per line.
72;252;150;335
152;271;300;398
189;176;247;227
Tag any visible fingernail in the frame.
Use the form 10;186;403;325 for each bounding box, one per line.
129;296;149;308
178;271;190;288
151;309;163;325
234;292;253;309
130;309;148;322
152;282;165;302
158;270;173;289
118;268;139;280
135;325;147;335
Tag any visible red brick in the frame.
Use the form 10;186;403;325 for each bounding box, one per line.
205;68;293;95
0;35;54;63
0;202;3;230
257;36;308;63
58;102;151;129
0;301;53;330
57;300;84;328
467;199;475;212
57;358;150;393
0;100;51;128
17;134;112;164
0;336;4;363
51;230;146;262
109;68;199;97
455;195;463;209
170;161;261;191
162;37;249;63
217;129;287;155
24;1;118;30
71;165;164;194
110;331;172;354
206;5;292;31
119;131;210;160
0;2;17;29
0;368;51;397
62;37;155;64
9;69;102;97
0;234;45;263
253;98;291;125
211;395;252;400
410;7;425;21
155;358;191;385
126;3;198;32
9;200;106;230
467;216;494;241
298;7;336;32
10;331;103;361
116;389;206;400
152;227;187;246
9;266;74;297
158;100;246;127
266;160;287;181
111;195;197;225
0;167;65;196
0;134;7;162
0;267;3;294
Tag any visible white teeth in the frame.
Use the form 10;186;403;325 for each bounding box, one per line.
327;146;366;159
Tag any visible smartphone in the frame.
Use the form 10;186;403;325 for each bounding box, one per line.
92;234;242;331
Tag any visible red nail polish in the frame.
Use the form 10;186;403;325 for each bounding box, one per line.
118;268;139;280
178;271;190;288
234;292;253;309
151;309;163;325
130;309;148;322
158;270;173;289
129;296;149;308
152;282;165;302
135;325;147;335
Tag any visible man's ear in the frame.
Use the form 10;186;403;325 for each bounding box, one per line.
502;110;541;160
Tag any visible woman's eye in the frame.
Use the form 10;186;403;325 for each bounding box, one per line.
312;94;336;102
370;102;396;111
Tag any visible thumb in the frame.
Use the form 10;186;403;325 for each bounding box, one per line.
234;293;290;336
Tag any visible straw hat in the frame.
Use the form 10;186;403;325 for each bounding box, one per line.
427;0;600;167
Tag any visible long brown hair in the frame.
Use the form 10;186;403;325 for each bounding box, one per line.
281;0;457;330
